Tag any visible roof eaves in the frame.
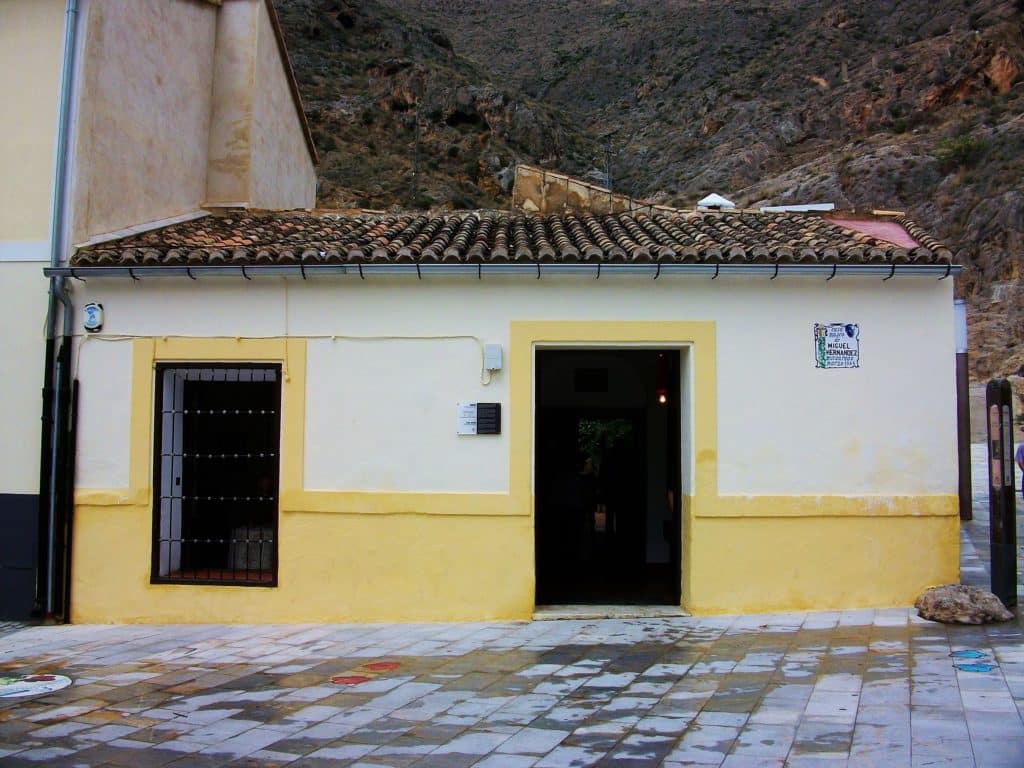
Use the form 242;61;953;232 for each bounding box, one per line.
67;209;957;271
45;262;963;280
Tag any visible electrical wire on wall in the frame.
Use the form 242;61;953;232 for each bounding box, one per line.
71;332;497;386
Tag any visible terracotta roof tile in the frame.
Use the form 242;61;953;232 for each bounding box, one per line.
71;209;953;268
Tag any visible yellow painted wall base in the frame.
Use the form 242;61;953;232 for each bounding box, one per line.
71;504;535;623
686;513;960;614
71;496;958;623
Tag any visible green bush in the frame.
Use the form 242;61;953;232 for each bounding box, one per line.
935;134;990;171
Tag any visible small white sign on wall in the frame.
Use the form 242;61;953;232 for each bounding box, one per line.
456;402;478;435
814;323;860;368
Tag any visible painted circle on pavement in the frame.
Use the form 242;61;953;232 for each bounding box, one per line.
0;674;72;699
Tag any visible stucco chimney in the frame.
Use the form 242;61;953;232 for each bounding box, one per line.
205;0;260;207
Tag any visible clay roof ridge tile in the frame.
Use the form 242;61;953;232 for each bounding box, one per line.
394;246;417;262
86;248;113;264
141;249;165;265
442;245;463;262
865;246;889;263
725;244;747;261
770;245;794;261
419;245;442;262
678;245;700;262
628;245;652;262
703;244;724;261
838;245;863;262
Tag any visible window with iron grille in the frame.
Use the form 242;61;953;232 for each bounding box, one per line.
152;364;281;586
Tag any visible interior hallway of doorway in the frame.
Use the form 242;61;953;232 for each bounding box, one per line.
535;348;682;606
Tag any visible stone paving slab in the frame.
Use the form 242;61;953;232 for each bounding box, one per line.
962;444;1024;598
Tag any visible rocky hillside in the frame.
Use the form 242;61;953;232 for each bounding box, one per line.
274;0;596;210
275;0;1024;381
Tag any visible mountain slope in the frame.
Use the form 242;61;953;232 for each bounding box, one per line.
274;0;596;209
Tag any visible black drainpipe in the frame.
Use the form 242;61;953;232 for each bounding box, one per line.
48;337;74;620
33;335;56;619
36;0;80;622
37;298;74;622
55;375;79;619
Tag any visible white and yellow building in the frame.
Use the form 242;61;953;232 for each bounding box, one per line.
52;203;962;623
0;0;316;619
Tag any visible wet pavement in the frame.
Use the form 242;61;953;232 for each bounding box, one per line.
0;448;1020;767
961;445;1024;598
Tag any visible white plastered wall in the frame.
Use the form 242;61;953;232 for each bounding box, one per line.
714;283;955;494
74;337;133;489
71;275;956;497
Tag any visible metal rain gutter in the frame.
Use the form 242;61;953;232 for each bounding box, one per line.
47;262;962;280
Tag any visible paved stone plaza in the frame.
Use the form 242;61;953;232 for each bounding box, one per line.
0;449;1020;767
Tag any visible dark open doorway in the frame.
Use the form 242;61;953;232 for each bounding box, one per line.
535;349;682;605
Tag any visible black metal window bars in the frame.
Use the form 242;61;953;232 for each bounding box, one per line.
151;364;281;586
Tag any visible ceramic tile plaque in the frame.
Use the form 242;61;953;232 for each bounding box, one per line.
814;322;860;368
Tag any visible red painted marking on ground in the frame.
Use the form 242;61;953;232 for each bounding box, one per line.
331;675;372;685
362;662;400;672
23;675;56;682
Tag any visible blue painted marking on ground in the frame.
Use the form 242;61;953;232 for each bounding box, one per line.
950;649;986;659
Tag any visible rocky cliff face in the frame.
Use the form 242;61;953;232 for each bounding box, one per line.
276;0;1024;381
273;0;594;210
